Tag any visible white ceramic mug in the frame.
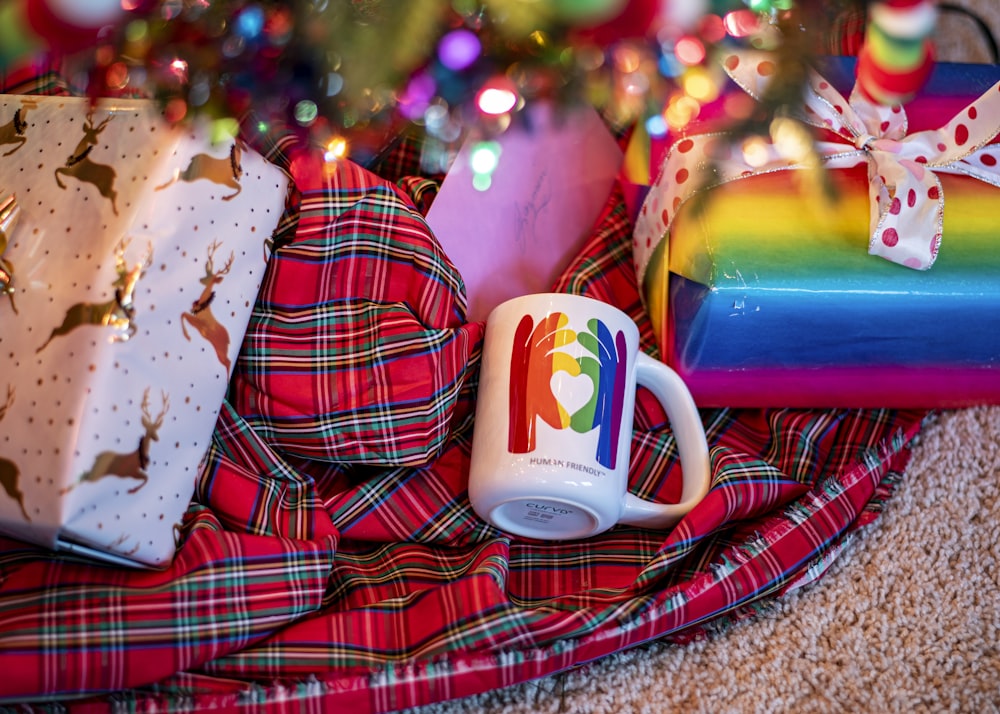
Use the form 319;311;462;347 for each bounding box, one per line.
468;293;711;540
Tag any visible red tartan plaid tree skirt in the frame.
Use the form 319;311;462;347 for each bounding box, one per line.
0;123;926;710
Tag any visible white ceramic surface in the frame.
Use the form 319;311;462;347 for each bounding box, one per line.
469;293;711;540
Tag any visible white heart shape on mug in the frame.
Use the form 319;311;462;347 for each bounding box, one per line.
550;370;595;422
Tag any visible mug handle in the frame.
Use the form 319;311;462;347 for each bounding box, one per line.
618;353;711;529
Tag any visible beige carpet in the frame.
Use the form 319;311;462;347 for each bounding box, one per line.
935;1;1000;63
407;406;1000;713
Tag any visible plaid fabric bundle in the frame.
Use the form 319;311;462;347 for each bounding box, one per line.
0;105;926;709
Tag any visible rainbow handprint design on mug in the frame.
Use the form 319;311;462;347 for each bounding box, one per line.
508;311;628;468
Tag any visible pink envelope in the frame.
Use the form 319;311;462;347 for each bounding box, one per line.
426;102;623;321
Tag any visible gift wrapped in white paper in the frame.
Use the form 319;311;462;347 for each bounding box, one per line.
0;95;288;567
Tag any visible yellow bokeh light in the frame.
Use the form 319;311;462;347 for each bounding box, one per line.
741;136;772;168
665;95;701;130
528;30;549;49
325;136;348;162
681;68;718;103
770;117;814;165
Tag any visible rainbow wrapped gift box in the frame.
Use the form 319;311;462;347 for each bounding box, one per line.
631;56;1000;409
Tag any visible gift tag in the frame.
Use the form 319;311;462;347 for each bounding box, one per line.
426;101;622;321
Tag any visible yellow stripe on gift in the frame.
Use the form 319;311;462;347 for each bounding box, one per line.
623;121;651;186
866;24;929;72
648;168;999;292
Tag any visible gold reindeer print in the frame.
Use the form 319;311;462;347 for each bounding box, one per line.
62;388;169;496
181;240;235;371
155;142;243;201
0;386;30;521
0;99;35;157
172;520;186;550
0;192;19;314
36;238;153;352
109;532;142;556
54;113;119;215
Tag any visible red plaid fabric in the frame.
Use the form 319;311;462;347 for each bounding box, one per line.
228;149;481;468
0;98;926;710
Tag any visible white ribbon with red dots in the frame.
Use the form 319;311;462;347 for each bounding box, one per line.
633;49;1000;288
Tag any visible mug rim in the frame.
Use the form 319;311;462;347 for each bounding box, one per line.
486;292;639;337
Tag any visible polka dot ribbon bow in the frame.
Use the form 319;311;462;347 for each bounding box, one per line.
633;49;1000;289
